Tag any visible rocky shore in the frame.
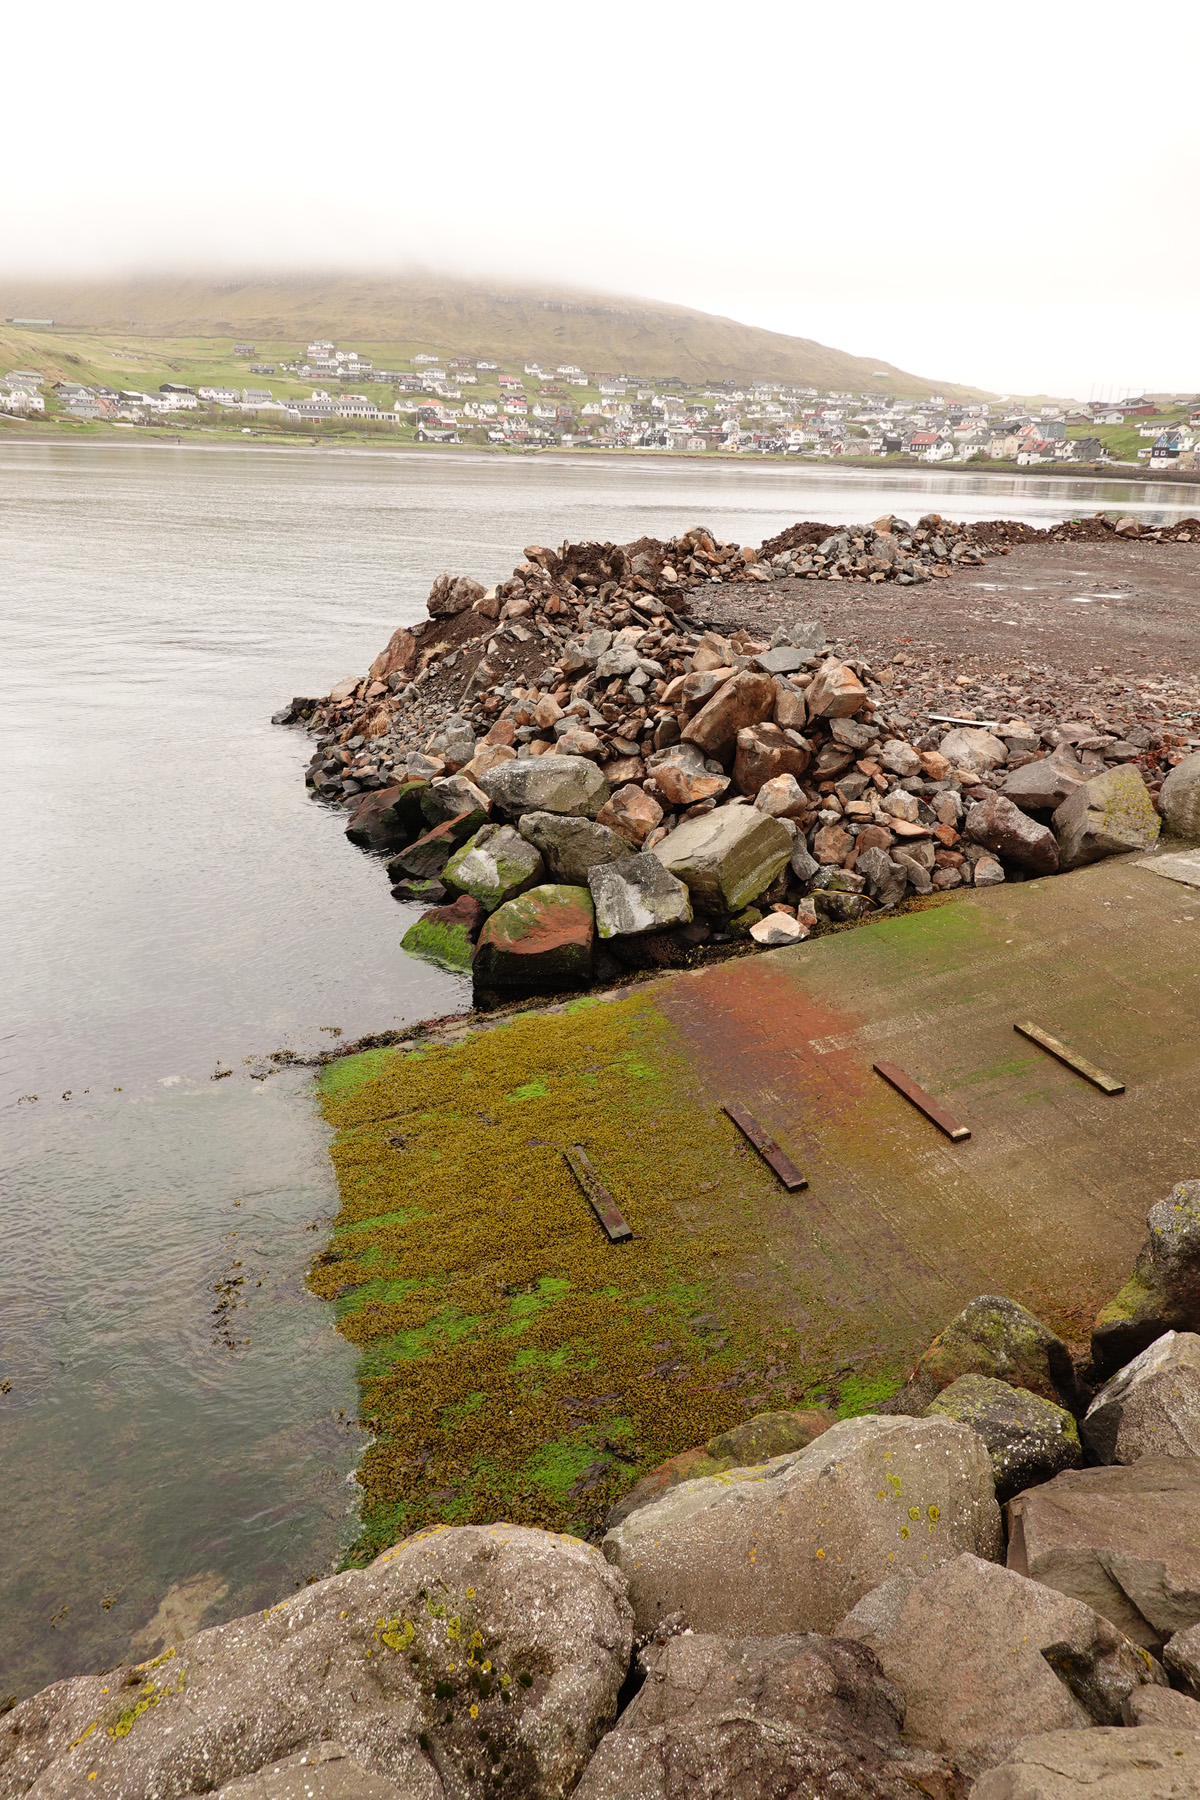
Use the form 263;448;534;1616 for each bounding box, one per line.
275;511;1200;1001
8;1182;1200;1798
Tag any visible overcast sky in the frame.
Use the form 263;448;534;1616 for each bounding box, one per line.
4;0;1195;398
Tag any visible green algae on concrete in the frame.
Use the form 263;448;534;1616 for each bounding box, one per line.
312;994;862;1561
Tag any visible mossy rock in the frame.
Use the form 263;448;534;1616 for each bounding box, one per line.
884;1294;1076;1414
472;884;595;994
605;1406;835;1528
926;1373;1081;1503
401;896;486;973
444;825;545;913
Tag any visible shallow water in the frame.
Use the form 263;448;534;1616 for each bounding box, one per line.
1;442;1195;1698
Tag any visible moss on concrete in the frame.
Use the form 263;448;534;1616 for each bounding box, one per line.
311;994;859;1560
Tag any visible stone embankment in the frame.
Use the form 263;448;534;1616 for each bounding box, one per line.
276;512;1200;998
9;1181;1200;1798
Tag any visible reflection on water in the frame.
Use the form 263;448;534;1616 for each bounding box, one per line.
1;443;1195;1699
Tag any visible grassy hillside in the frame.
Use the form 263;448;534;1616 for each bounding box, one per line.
0;273;987;399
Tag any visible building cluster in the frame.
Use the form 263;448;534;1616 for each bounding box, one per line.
4;343;1197;467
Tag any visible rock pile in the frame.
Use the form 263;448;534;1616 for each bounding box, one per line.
13;1175;1200;1798
275;514;1197;998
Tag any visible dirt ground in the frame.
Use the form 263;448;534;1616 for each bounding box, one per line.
704;537;1200;748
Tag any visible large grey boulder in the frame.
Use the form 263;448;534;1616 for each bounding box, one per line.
478;754;611;821
1002;746;1090;814
601;1414;1001;1639
1093;1180;1200;1376
940;727;1008;772
652;805;792;918
573;1631;966;1800
839;1553;1165;1779
971;1727;1200;1799
926;1375;1081;1502
1052;765;1161;869
1082;1331;1200;1463
587;855;692;938
1121;1683;1200;1728
442;824;545;912
516;811;625;883
966;793;1060;875
1160;751;1200;840
1005;1457;1200;1650
421;773;490;829
884;1295;1076;1415
0;1524;633;1800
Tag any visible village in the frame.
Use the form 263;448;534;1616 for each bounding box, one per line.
2;335;1198;468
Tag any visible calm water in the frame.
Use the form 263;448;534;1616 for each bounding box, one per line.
2;442;1196;1698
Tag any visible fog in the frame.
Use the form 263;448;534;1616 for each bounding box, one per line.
3;0;1195;397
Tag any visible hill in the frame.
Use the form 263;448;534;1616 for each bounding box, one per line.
0;272;986;398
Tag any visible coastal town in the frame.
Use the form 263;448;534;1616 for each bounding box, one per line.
2;334;1198;467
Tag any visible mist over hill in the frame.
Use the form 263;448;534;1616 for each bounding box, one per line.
0;273;986;398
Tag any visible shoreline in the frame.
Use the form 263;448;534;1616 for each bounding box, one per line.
2;418;1199;491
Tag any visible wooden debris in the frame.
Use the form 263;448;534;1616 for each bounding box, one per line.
723;1103;808;1191
563;1146;633;1241
873;1061;971;1141
1014;1022;1125;1095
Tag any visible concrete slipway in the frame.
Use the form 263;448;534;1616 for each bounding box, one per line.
314;847;1200;1557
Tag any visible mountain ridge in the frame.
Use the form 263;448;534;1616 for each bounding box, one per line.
0;273;988;398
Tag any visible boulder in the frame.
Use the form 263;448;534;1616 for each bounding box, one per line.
1121;1684;1200;1728
596;783;663;847
1;1523;632;1800
389;877;447;905
442;824;546;912
749;912;808;946
806;658;868;719
472;884;594;994
561;629;612;673
732;723;811;796
1005;1458;1200;1650
601;1414;1001;1640
587;856;692;939
427;572;486;617
327;675;360;705
1053;766;1161;870
419;774;491;832
812;822;854;865
400;894;486;972
386;814;477;881
1092;1181;1200;1376
857;845;909;906
378;779;431;835
461;743;518;786
1002;747;1090;814
652;807;793;918
680;670;777;757
839;1554;1165;1779
971;1727;1200;1799
645;743;730;807
772;679;808;731
1163;1621;1200;1695
573;1631;967;1800
926;1375;1082;1502
599;754;646;787
939;727;1008;773
814;888;871;921
880;738;923;778
1160;751;1200;840
368;626;418;685
1081;1332;1200;1464
344;785;404;849
753;772;808;818
975;856;1007;886
606;1410;835;1530
966;794;1060;875
516;812;625;883
478;755;610;821
884;1295;1076;1415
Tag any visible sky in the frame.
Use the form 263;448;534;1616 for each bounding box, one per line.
3;0;1196;399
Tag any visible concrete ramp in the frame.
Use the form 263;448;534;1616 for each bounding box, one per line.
316;850;1200;1555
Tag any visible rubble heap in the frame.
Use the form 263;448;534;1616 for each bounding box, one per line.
276;513;1197;997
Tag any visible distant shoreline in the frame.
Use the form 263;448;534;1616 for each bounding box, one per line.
1;419;1198;496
